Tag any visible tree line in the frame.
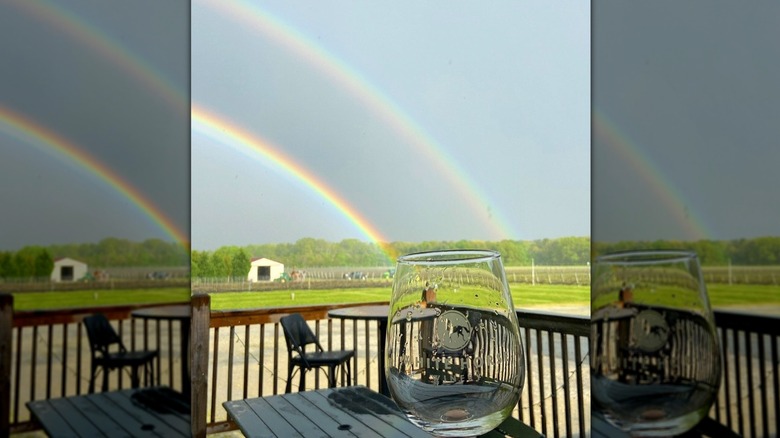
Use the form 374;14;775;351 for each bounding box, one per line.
4;236;776;281
0;238;188;280
593;236;780;266
190;237;591;280
247;237;593;267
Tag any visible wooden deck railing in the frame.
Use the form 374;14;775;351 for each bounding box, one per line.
0;294;190;434
189;294;591;437
3;292;779;438
713;310;780;438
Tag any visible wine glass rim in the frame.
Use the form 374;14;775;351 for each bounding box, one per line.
595;249;698;264
397;249;500;265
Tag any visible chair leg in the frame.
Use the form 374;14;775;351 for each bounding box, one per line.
285;364;294;393
89;364;97;394
102;367;110;392
298;368;306;392
328;365;337;388
130;366;140;388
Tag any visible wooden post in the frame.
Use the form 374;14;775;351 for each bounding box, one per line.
190;293;210;438
1;294;13;436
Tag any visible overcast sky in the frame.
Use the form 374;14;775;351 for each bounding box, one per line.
0;1;189;251
191;1;590;250
593;1;780;243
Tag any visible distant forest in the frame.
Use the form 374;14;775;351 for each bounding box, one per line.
190;237;590;280
593;237;780;266
0;238;188;279
2;236;778;280
236;237;591;267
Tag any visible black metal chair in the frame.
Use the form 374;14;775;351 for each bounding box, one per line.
83;313;158;393
280;313;354;393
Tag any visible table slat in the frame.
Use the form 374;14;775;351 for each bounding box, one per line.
267;393;350;437
314;387;431;437
28;387;189;438
223;400;276;437
101;391;189;437
244;396;305;437
65;396;132;437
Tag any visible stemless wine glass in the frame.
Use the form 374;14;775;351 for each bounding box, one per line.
591;250;721;436
385;249;524;437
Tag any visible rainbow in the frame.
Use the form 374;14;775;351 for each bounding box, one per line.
593;110;711;240
197;0;518;241
192;105;396;261
0;105;189;248
10;0;187;112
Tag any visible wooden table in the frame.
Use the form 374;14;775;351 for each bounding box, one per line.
223;385;542;438
27;386;190;437
131;304;191;397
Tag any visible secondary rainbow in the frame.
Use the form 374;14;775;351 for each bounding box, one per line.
198;0;518;241
192;105;396;261
0;105;189;248
594;110;711;240
11;0;187;113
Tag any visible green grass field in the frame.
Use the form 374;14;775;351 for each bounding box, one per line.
8;283;778;312
11;288;190;311
209;283;589;311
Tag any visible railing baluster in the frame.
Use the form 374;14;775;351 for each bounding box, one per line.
273;323;279;395
365;320;371;391
61;323;68;397
227;326;235;400
773;334;779;437
46;325;53;400
243;325;250;400
30;326;37;402
1;294;13;432
258;324;265;397
536;329;546;437
734;329;744;437
524;326;534;429
210;326;219;424
13;327;22;425
548;330;558;438
76;324;82;396
722;326;732;429
352;320;358;385
758;332;768;438
746;331;755;438
574;335;585;437
165;320;172;388
561;333;571;438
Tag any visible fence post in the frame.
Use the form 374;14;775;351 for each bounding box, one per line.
1;293;12;436
191;293;210;438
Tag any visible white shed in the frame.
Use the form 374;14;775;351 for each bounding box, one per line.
247;257;284;282
51;257;88;282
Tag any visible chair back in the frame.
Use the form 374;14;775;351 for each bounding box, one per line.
280;314;322;363
83;313;125;357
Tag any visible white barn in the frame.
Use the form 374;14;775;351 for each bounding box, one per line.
51;257;88;282
247;257;284;282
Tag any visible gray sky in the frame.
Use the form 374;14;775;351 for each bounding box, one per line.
0;1;189;250
593;1;780;242
191;1;590;250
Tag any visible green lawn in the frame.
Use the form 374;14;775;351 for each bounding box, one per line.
8;283;777;312
209;284;590;311
11;288;190;311
707;284;780;307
